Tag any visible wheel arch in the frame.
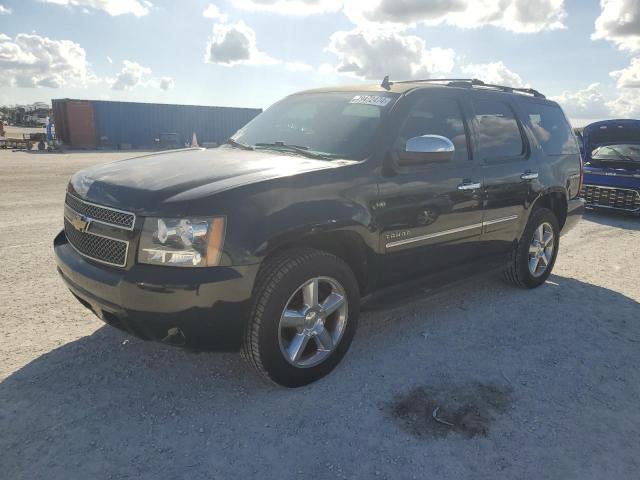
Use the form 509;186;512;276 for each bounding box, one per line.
528;188;568;230
260;228;372;296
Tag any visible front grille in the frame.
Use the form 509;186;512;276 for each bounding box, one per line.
64;218;128;267
65;193;135;229
581;185;640;212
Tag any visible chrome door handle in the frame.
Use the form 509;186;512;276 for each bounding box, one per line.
457;182;482;191
521;172;539;180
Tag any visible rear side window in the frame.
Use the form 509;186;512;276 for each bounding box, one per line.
523;102;579;155
472;99;525;160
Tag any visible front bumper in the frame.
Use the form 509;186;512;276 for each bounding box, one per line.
54;230;259;351
561;197;585;235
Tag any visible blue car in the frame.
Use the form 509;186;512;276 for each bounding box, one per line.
581;119;640;214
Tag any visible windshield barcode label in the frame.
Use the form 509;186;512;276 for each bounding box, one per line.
349;95;392;107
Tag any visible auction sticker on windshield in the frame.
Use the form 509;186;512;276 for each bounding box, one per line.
349;95;392;107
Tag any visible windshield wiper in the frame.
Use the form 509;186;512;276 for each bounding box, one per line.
599;146;637;163
254;142;336;160
224;138;254;150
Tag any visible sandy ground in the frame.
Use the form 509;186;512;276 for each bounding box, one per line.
1;125;47;140
1;148;639;480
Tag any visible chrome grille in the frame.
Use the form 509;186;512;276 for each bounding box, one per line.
64;218;128;267
65;193;135;229
581;185;640;212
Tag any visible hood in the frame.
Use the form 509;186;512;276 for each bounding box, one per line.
69;147;341;215
583;119;640;158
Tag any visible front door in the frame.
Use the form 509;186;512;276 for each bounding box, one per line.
375;91;484;286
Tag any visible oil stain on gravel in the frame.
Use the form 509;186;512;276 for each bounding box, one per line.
390;383;512;439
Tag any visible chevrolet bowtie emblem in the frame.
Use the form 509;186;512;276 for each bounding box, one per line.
71;214;91;233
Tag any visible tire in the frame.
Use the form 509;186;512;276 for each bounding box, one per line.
242;248;360;387
504;207;560;288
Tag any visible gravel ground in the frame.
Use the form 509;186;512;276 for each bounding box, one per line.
1;148;639;480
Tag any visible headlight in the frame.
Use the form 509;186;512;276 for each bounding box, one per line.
138;217;226;267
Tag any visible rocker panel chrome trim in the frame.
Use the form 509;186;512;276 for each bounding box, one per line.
385;215;519;249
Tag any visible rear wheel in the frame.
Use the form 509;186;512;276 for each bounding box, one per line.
243;248;359;387
504;207;560;288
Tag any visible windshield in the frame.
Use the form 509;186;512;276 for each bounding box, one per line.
231;92;398;160
591;143;640;163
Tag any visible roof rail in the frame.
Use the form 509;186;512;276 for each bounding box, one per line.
385;77;546;98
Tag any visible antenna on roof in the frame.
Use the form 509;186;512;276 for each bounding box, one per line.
381;75;392;91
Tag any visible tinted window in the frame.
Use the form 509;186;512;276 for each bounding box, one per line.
473;99;524;159
233;92;398;160
523;102;578;155
398;96;469;162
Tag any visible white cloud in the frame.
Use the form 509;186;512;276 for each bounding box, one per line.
607;57;640;116
0;4;11;14
158;76;175;90
285;61;313;72
610;57;640;88
203;3;228;21
112;60;151;90
552;78;640;120
205;21;278;66
345;0;466;27
40;0;151;16
327;28;455;80
461;61;526;87
0;32;92;88
551;83;611;119
344;0;566;33
607;89;640;117
111;60;173;91
231;0;341;15
592;0;640;52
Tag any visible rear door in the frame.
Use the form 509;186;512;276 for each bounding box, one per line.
375;90;484;285
470;93;535;254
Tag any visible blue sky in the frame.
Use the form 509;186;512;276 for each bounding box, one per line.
1;0;640;124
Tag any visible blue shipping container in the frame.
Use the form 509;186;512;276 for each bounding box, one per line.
90;100;261;148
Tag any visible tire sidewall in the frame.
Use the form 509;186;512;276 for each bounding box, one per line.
519;208;560;287
256;254;360;387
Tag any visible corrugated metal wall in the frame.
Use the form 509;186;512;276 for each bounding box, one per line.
52;99;97;148
52;99;261;148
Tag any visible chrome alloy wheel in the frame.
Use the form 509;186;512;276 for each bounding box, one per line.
278;276;348;368
528;222;554;277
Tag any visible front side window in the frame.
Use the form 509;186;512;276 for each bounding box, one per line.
397;96;470;163
232;92;398;160
523;102;578;155
473;98;525;160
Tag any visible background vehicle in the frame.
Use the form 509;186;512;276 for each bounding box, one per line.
580;119;640;214
54;79;584;387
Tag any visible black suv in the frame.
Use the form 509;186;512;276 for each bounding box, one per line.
54;79;584;387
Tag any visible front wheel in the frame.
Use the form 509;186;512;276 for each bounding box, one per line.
242;248;360;387
504;207;560;288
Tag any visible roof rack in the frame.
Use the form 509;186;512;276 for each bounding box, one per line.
380;77;546;98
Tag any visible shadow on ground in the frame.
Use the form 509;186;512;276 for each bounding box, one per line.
583;210;640;231
1;274;639;480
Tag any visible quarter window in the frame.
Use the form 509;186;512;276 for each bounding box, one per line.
523;102;579;155
398;96;470;163
473;99;525;160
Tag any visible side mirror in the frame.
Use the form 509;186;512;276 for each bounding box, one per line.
398;135;455;166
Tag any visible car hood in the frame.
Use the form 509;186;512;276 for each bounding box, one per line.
583;119;640;158
69;147;342;215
